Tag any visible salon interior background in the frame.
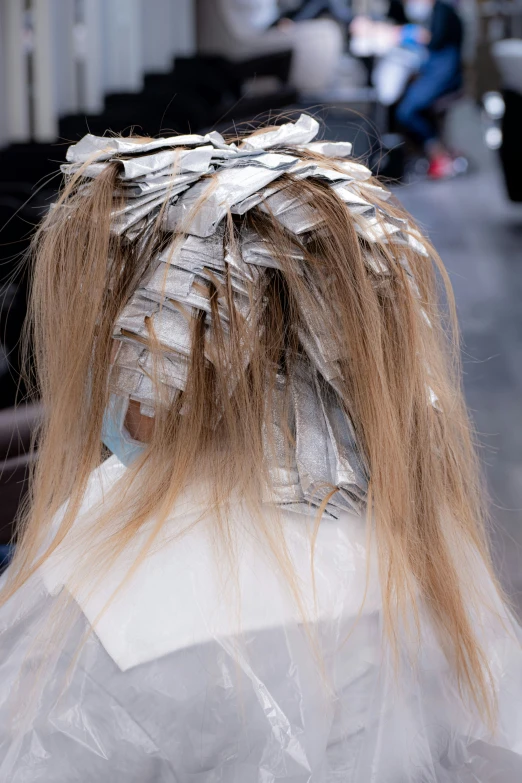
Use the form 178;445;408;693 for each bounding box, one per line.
1;0;522;611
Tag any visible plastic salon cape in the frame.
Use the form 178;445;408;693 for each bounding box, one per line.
0;457;521;782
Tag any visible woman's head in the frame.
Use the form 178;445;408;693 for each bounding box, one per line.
6;115;500;717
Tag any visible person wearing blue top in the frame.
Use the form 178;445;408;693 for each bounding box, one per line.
392;0;464;177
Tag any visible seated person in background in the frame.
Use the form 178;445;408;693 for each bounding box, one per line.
352;0;463;178
284;0;352;24
392;0;464;178
197;0;344;93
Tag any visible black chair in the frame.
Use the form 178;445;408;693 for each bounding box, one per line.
0;403;42;547
431;87;465;139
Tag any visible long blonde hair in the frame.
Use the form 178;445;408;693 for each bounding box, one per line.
2;126;502;720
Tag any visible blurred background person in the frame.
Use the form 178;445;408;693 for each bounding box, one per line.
283;0;353;25
197;0;344;93
354;0;464;178
393;0;464;178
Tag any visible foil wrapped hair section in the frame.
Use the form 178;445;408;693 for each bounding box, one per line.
62;114;434;518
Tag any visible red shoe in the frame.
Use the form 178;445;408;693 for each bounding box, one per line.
427;154;455;180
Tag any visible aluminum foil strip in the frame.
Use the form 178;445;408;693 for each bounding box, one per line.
286;160;320;180
329;488;365;515
165;165;292;237
374;211;409;231
259;189;301;217
360;182;392;201
66;133;215;164
210;266;252;297
116;294;158;327
296;282;343;365
111;189;174;218
278;157;358;184
140;259;252;322
148;277;211;317
263;376;304;506
123;372;177;409
354;216;402;244
113;341;145;371
159;231;226;272
240;245;281;272
363;250;390;276
334;160;373;181
241;113;319;151
177;261;252;299
297;328;342;384
60;161;111;179
120;171;203;197
224;243;261;283
230;167;320;215
66;153;211;183
109;364;142;397
290;360;334;496
405;230;429;256
115;299;193;359
218;152;298;170
264;481;306;507
308;164;359;183
138;350;189;391
118;180;171;199
111;193;178;235
265;201;322;235
143;264;195;301
299;140;353;157
117;300;252;371
230;180;292;215
317;379;368;492
240;236;304;276
121;146;215;180
123;220;149;241
332;183;375;210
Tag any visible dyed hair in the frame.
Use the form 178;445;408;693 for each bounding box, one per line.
2;126;502;720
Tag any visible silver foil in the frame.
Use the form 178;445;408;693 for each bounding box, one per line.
66;130;233;164
300;140;353;157
62;114;434;518
241;113;319;150
165;165;293;237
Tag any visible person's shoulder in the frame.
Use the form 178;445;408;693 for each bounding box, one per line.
42;490;379;674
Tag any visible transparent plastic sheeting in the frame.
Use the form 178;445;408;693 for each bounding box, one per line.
0;457;521;781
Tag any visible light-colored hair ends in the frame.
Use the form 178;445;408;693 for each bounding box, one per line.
2;128;504;725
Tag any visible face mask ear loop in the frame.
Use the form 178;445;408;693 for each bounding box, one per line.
101;394;146;467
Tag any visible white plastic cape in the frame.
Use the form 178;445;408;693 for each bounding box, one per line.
0;456;521;781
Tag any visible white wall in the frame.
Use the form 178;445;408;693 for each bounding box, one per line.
80;0;104;114
51;0;77;116
33;0;59;141
142;0;176;73
103;0;144;93
1;0;30;143
0;0;197;147
172;0;196;56
0;1;8;149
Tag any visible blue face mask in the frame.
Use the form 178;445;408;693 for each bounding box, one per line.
102;395;146;467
